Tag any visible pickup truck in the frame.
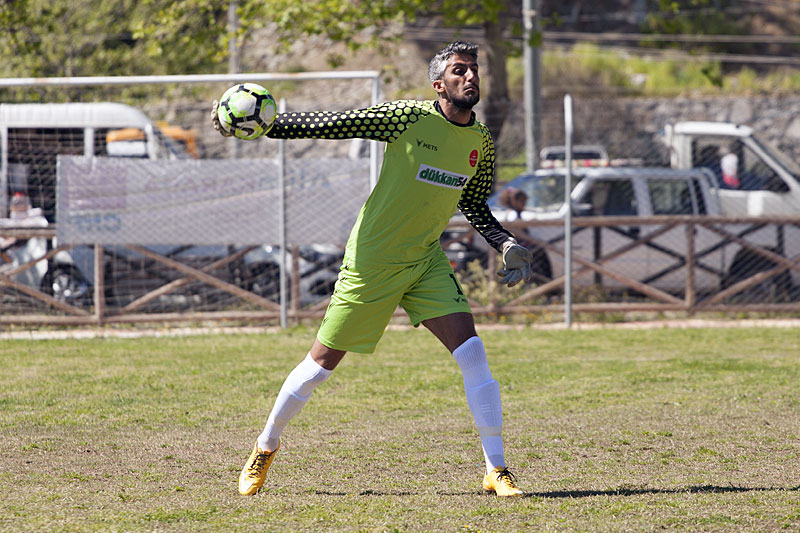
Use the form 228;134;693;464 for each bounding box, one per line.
484;166;798;298
539;144;610;169
663;121;800;216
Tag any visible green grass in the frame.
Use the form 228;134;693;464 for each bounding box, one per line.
2;326;800;531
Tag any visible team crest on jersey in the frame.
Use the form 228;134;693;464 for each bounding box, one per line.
416;164;470;190
469;149;478;167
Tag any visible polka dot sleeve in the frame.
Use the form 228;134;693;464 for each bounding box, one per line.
266;100;428;142
458;127;515;252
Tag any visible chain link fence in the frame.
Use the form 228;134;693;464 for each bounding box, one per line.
0;74;379;324
451;91;800;320
1;73;799;326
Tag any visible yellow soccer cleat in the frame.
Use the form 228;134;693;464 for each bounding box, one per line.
238;441;280;496
482;466;524;497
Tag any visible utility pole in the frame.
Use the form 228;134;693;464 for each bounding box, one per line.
228;0;240;74
228;0;240;158
523;0;542;172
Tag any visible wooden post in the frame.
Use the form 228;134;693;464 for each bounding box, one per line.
488;250;498;312
684;222;696;313
93;244;105;325
291;246;301;319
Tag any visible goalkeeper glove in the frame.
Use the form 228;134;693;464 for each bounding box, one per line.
497;239;534;288
210;100;233;137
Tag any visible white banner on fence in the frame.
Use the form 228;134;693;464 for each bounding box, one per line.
56;156;370;245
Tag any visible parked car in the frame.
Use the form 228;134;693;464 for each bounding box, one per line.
241;244;343;305
483;166;798;298
0;102;193;222
0;102;344;309
0;102;195;305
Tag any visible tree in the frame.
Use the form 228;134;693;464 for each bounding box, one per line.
1;0;526;139
136;0;522;141
0;0;528;136
0;1;224;81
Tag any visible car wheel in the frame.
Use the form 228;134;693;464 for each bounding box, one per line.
721;248;793;303
246;262;281;299
41;265;90;303
530;248;552;283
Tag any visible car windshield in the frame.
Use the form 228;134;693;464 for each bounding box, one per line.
514;173;584;212
751;133;800;182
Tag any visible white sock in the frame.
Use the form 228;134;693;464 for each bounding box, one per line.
452;336;505;473
257;353;332;452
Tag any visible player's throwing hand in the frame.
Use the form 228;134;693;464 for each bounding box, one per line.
210;100;233;137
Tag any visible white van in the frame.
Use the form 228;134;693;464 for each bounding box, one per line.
0;102;191;302
0;102;191;220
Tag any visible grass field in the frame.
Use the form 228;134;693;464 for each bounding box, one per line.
2;325;799;531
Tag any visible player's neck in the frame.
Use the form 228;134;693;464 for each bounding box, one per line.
436;98;472;125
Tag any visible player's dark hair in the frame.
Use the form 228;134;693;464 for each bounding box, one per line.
428;41;479;84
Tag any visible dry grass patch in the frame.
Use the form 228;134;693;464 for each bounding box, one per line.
1;326;799;531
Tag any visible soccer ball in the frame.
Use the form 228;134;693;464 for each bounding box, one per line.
217;83;277;140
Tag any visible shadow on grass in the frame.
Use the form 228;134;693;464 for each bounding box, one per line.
526;485;800;499
311;485;800;498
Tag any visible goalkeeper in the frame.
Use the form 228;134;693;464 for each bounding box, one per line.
213;41;534;497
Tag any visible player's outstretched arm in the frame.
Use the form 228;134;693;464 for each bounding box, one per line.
211;98;430;143
264;100;427;143
458;131;534;288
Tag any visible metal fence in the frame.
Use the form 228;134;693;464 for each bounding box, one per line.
0;72;380;326
1;154;371;325
4;213;799;326
445;216;800;317
1;73;799;327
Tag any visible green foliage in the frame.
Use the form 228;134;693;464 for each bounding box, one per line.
538;43;800;97
643;0;750;54
132;0;229;68
0;0;231;102
1;0;515;80
0;0;218;78
645;0;742;34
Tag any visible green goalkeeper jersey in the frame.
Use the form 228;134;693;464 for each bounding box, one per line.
267;100;513;267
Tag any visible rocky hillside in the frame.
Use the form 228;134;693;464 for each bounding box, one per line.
188;10;800;164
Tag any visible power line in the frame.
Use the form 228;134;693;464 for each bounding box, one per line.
569;3;795;22
403;27;800;66
404;26;800;45
546;31;800;45
567;44;800;67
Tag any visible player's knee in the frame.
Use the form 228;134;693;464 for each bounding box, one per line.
453;336;493;387
291;353;334;396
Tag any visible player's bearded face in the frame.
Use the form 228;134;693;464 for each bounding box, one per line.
442;54;480;110
444;77;480;109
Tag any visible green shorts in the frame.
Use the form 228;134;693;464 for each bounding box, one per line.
317;250;471;354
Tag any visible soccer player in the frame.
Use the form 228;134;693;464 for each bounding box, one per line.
212;41;534;497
